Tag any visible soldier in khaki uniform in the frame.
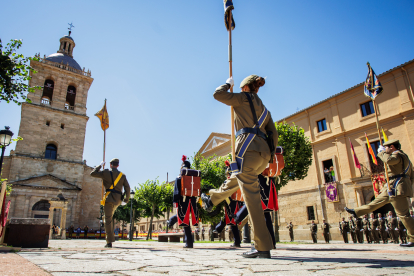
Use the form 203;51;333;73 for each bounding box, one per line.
378;213;388;243
340;217;349;243
310;221;317;243
346;139;414;247
348;217;357;243
321;220;330;243
362;215;372;243
370;213;380;243
287;222;294;242
201;75;278;259
91;158;130;247
388;212;399;244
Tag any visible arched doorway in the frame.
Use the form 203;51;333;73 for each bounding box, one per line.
370;196;396;217
32;200;50;219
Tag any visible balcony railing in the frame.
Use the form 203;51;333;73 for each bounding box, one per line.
41;98;52;105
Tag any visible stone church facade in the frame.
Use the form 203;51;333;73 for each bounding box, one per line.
198;59;414;241
2;33;102;229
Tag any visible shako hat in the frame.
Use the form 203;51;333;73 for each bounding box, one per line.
182;155;191;169
383;139;400;147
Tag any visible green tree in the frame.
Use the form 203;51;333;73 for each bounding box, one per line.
159;182;174;233
0;39;41;105
113;204;129;238
113;193;144;239
191;153;231;226
135;179;165;240
273;121;313;241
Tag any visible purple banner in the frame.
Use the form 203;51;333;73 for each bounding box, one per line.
325;182;339;203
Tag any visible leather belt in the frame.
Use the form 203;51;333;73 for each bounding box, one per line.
236;127;267;140
389;173;407;180
106;189;122;194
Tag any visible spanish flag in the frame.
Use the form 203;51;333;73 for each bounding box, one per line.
95;100;109;131
349;138;361;169
365;133;377;165
381;128;388;142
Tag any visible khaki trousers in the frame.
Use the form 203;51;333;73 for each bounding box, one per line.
209;150;273;251
354;189;414;243
104;202;118;244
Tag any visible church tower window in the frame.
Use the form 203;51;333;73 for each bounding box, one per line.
41;79;54;105
45;144;57;159
65;85;76;110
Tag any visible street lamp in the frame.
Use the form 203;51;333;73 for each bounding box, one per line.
129;190;135;241
0;126;14;176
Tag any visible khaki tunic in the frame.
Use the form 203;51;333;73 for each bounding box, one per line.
91;166;131;243
354;150;414;243
209;84;278;251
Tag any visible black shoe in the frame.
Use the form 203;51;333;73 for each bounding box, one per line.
230;243;241;248
400;242;414;247
242;249;271;259
183;244;193;248
104;243;112;248
201;193;213;212
344;207;357;218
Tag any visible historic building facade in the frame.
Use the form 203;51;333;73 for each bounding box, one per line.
2;33;103;229
198;59;414;241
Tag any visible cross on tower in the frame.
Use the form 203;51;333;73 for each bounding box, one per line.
68;22;75;36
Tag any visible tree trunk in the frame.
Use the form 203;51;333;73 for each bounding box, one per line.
147;203;155;240
166;208;170;234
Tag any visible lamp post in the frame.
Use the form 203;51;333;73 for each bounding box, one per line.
0;126;14;177
129;190;135;241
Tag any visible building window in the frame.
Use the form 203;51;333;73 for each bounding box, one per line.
45;144;57;160
367;140;385;174
317;119;327;132
360;101;375;117
61;124;65;129
42;79;54;103
65;86;76;110
322;159;336;183
46;121;50;126
307;206;315;221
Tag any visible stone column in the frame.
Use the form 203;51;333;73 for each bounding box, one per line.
355;188;365;207
23;195;31;218
60;206;68;239
8;194;16;218
49;207;55;239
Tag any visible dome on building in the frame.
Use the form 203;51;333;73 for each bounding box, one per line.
45;53;81;70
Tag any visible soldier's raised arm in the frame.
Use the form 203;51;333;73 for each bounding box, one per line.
90;161;105;178
213;78;244;107
378;151;402;166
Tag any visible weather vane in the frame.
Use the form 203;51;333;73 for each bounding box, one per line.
68;22;75;36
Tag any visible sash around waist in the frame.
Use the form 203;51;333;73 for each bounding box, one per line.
106;189;122;194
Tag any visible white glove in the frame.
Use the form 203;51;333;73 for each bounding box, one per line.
395;228;398;231
99;161;105;167
378;145;385;153
226;77;234;87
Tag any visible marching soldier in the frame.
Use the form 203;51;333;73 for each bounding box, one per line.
321;220;331;243
362;215;372;243
348;217;357;243
340;217;349;243
345;139;414;247
91;158;130;248
287;222;294;242
195;228;200;241
370;213;380;243
201;75;278;258
378;213;388;243
388;211;399;244
310;221;317;243
201;227;205;241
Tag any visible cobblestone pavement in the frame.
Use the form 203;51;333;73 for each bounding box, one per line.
16;239;414;275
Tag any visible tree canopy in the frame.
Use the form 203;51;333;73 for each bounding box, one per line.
0;39;40;105
275;121;313;189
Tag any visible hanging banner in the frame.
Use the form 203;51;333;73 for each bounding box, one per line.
325;182;339;203
371;173;385;197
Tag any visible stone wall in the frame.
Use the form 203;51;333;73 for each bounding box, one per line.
78;166;103;229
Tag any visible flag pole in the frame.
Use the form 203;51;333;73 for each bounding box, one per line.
102;99;107;200
228;10;236;162
367;63;391;192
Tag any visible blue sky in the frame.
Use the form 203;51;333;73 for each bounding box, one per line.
1;0;414;188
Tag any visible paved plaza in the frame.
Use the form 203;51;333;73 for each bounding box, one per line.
3;239;413;275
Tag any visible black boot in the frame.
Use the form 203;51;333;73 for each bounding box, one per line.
201;193;213;212
104;243;112;248
344;207;357;218
242;248;271;259
400;242;414;247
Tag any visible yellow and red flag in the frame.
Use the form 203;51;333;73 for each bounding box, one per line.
365;133;377;165
95;100;109;131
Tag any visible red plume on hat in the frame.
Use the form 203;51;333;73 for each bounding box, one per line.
225;160;230;167
182;155;187;162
